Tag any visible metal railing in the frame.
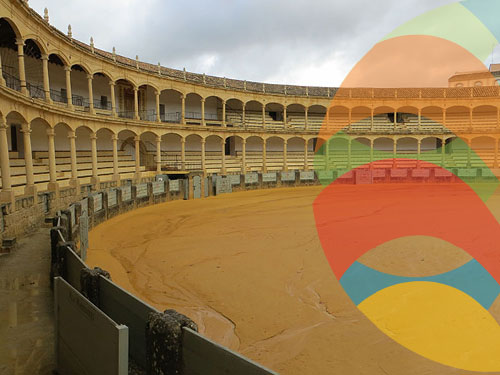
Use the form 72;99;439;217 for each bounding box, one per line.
50;89;67;104
161;112;181;123
117;110;135;119
139;109;157;122
27;82;46;100
3;71;21;92
71;94;85;107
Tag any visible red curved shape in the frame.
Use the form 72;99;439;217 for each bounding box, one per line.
313;161;500;282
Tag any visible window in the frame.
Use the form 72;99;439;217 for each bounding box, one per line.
100;95;108;108
475;81;483;87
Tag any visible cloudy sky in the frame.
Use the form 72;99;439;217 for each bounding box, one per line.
28;0;500;87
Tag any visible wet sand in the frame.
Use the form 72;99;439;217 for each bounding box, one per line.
87;185;500;375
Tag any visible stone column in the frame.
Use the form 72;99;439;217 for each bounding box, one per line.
41;54;51;102
64;66;73;108
469;107;473;131
241;139;247;173
90;132;99;186
283;139;288;171
201;139;206;174
393;111;397;128
326;111;330;130
0;53;5;86
0;119;14;204
370;109;374;131
47;128;59;191
155;91;161;122
109;81;117;116
348;108;352;132
392;139;397;168
305;107;309;130
222;100;226;127
16;39;27;95
418;109;422;130
242;104;246;129
370;139;374;163
442;108;446;130
201;98;206;126
495;138;499;168
467;139;472;167
262;105;266;129
262;139;267;172
417;139;422;168
325;139;330;169
68;130;79;187
181;138;186;170
304;139;309;171
221;139;226;174
442;137;446;167
134;136;141;179
156;136;162;173
87;74;95;114
348;138;352;170
133;87;139;120
111;134;119;183
283;106;287;129
21;123;35;195
181;95;186;125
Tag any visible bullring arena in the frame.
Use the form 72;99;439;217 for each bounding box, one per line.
3;0;500;374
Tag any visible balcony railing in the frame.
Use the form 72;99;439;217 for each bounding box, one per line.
117;110;135;119
50;89;67;104
139;109;157;122
161;112;181;123
27;82;46;100
3;72;21;92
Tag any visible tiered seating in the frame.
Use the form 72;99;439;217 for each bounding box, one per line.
372;115;394;132
472;113;497;131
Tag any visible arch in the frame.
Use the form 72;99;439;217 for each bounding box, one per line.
95;127;114;152
115;79;137;118
159;89;182;123
185;134;202;154
185;92;202;122
472;105;497;131
351;106;371;129
22;36;47;55
204;95;223;122
329;106;349;130
54;122;73;152
137;84;158;121
396;137;418;154
71;63;90;74
0;17;21;39
30;117;51;152
6;111;27;125
92;71;113;81
47;51;70;67
373;137;394;153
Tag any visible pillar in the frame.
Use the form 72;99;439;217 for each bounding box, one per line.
392;139;397;168
495;138;499;168
181;95;186;125
0;53;5;86
242;104;246;129
21;124;35;195
109;81;117;116
417;139;422;168
283;106;287;129
418;109;421;130
348;108;352;132
443;108;446;129
241;139;247;173
262;139;267;172
348;139;352;170
467;139;472;168
111;134;119;183
47;128;59;191
283;140;288;171
181;138;186;170
68;130;79;187
393;111;397;128
201;139;206;175
469;107;473;131
262;105;266;129
155;91;161;122
41;54;51;102
201;98;206;126
305;107;309;131
304;139;309;171
370;109;374;131
370;139;374;163
134;136;141;179
90;132;99;185
0;119;14;204
221;139;226;174
222;100;226;127
442;137;446;167
156;136;162;173
325;139;330;169
133;87;139;120
87;74;94;114
16;39;27;95
64;66;73;108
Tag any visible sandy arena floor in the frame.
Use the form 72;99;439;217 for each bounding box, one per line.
87;185;500;375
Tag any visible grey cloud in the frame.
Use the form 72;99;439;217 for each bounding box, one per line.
30;0;464;85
